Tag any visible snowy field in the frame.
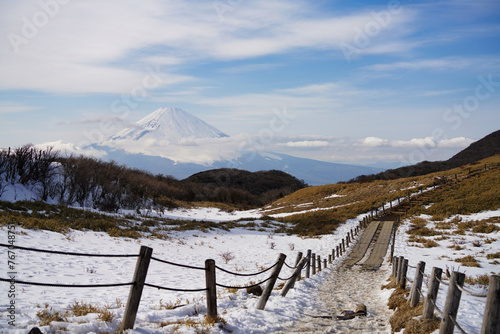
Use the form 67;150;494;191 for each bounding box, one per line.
394;209;500;334
0;181;498;333
0;204;363;334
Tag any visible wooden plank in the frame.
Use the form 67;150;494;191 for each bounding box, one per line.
362;221;394;270
344;221;380;266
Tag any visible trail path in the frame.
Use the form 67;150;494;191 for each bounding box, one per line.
276;220;396;333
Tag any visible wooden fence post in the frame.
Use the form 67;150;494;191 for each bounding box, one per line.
397;256;404;283
121;246;153;331
399;259;408;289
323;259;327;269
280;257;309;297
392;256;399;278
256;253;286;310
292;252;303;285
305;249;311;279
439;271;465;334
331;248;335;261
481;275;500;334
205;259;217;320
423;267;442;319
317;255;322;272
390;225;396;263
342;239;346;253
328;254;332;264
409;261;426;307
311;253;316;275
346;235;350;247
336;245;340;257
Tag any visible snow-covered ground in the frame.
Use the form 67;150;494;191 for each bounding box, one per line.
0;182;498;333
394;209;500;334
0;203;363;334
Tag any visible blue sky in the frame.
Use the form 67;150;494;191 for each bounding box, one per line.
1;0;499;167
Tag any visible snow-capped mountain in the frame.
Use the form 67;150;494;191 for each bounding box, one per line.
109;107;228;143
89;107;383;185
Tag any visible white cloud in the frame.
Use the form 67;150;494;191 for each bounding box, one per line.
0;0;416;94
0;101;39;114
361;137;389;147
282;141;329;148
437;137;474;148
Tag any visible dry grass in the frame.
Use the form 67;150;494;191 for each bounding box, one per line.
36;304;68;326
455;255;481;267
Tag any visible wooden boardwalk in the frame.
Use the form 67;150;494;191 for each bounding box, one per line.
362;221;394;270
344;221;380;267
344;220;394;270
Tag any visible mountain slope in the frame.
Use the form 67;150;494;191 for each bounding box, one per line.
108;107;228;143
92;107;384;185
350;129;500;182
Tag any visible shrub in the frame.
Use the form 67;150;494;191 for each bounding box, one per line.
455;255;481;267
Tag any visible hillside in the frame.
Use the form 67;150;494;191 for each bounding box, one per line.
184;168;306;196
349;129;500;182
0;146;306;210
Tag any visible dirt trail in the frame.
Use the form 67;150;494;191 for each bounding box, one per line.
276;262;393;333
276;219;397;333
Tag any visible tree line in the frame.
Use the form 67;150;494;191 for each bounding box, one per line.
0;145;305;212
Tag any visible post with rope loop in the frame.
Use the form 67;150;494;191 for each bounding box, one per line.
423;267;442;319
481;275;500;334
205;259;217;321
399;259;408;289
409;261;426;308
256;253;286;310
280;256;309;297
397;256;404;283
305;250;311;279
290;252;303;287
392;256;399;278
121;246;153;331
311;253;316;275
439;271;465;334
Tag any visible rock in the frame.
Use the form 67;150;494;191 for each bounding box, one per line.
28;328;43;334
247;285;263;296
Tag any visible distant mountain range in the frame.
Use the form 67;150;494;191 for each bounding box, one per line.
350;129;500;182
89;107;384;185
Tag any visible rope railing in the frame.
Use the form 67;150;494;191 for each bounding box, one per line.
216;276;274;290
449;314;468;334
215;261;278;277
0;277;133;288
150;256;206;271
456;283;488;298
0;242;138;257
144;282;207;292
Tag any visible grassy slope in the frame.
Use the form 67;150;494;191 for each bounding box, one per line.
263;155;500;235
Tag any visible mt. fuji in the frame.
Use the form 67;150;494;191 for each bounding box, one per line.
90;107;383;185
109;107;228;143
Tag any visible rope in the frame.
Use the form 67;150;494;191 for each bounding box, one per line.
408;264;417;269
215;261;278;277
407;277;414;283
283;261;298;269
0;277;133;288
216;276;273;290
449;314;468;334
150;256;205;271
436;276;450;286
429;297;444;316
144;283;207;292
0;243;138;258
455;284;488;298
278;273;297;281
